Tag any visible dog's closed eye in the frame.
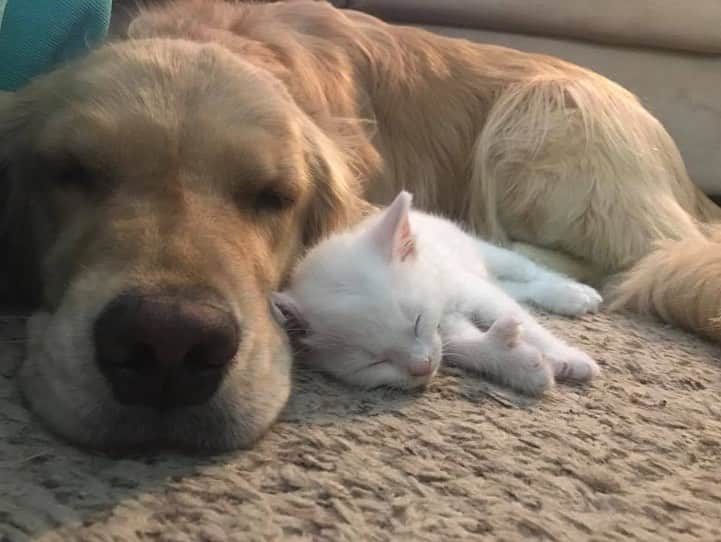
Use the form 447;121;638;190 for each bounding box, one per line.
31;151;103;194
55;158;96;191
255;187;294;211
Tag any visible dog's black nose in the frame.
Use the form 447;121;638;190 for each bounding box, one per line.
93;289;240;409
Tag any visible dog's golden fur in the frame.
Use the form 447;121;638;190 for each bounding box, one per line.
1;0;719;450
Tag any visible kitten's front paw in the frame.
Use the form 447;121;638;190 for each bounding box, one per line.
487;317;554;395
532;281;603;316
548;347;600;383
486;315;522;348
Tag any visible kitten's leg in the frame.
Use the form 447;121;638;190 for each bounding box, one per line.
499;280;602;317
510;242;601;286
476;241;602;315
452;278;600;382
441;313;554;395
476;240;553;282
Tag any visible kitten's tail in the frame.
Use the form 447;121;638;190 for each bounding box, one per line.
606;229;721;343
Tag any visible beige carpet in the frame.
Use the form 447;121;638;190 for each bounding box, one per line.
1;309;720;542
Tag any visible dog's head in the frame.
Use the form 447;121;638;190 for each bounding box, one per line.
0;38;366;451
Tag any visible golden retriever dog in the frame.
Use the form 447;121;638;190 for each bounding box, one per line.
1;0;719;451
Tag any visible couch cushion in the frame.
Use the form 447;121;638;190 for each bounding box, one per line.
334;0;721;54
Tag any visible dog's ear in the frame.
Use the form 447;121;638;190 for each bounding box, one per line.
301;117;375;246
0;91;44;308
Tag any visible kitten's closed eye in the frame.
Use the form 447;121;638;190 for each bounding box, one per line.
414;312;442;336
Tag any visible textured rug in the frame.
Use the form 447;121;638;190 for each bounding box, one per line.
1;309;720;542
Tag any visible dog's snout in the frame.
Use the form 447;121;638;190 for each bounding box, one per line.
93;289;240;409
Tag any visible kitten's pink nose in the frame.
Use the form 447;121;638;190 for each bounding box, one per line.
408;358;433;377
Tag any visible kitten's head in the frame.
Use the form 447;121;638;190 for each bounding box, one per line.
271;191;443;389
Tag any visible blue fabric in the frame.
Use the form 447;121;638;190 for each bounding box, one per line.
0;1;7;31
0;0;112;91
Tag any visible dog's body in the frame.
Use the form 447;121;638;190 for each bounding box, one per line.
1;0;719;450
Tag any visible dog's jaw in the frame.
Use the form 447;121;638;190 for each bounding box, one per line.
18;281;293;453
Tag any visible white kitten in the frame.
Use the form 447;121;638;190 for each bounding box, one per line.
271;191;601;395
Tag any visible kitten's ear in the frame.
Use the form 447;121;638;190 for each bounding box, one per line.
270;292;309;337
369;191;416;263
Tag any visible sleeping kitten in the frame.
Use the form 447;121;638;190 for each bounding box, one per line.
271;191;601;395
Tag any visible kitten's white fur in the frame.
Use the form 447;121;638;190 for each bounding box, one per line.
272;191;600;395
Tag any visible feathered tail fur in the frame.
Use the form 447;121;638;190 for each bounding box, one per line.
463;66;721;341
